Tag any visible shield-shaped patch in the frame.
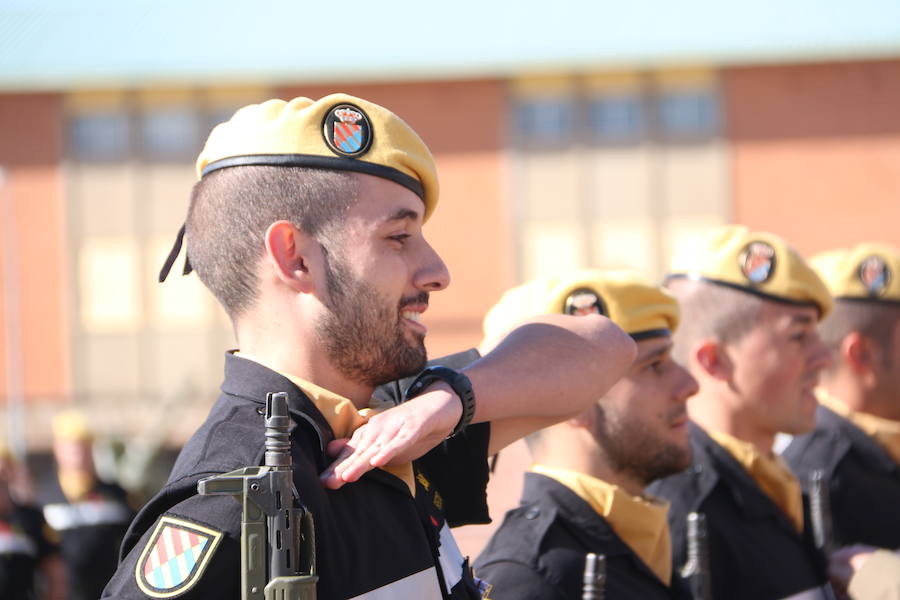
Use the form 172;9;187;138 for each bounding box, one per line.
322;103;372;157
739;241;776;285
135;516;223;598
859;255;890;296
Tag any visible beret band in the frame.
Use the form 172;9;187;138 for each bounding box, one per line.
201;154;426;201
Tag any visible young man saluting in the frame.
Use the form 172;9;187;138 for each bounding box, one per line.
474;270;699;599
101;95;635;600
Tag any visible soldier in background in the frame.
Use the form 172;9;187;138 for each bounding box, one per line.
43;411;132;600
783;243;900;550
647;225;834;599
474;270;698;600
0;440;65;600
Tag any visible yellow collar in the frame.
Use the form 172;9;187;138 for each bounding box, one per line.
707;429;804;533
531;464;672;585
236;352;415;494
818;390;900;465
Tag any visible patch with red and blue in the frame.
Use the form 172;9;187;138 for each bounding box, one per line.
322;103;372;157
135;516;223;598
858;255;891;297
739;241;776;285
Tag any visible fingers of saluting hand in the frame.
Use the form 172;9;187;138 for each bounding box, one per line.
319;417;411;489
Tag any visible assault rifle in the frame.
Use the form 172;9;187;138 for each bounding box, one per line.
199;392;317;600
680;512;712;600
582;553;606;600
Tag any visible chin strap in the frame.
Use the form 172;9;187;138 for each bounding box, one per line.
158;223;193;282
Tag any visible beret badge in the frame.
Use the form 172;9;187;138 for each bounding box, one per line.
739;241;776;285
858;255;891;297
322;103;373;157
564;288;606;317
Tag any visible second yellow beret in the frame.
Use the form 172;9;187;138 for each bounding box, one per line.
482;269;679;349
668;225;833;318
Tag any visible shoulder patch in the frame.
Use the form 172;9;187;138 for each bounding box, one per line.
135;515;223;598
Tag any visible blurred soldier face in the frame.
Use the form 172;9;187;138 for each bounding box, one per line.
722;302;832;436
869;318;900;420
53;438;94;473
593;336;699;485
315;174;450;387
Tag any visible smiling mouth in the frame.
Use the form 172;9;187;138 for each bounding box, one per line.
401;310;422;323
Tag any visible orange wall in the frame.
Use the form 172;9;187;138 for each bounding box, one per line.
725;60;900;254
0;93;69;401
279;80;513;357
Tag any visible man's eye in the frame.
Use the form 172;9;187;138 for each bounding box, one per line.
389;234;410;244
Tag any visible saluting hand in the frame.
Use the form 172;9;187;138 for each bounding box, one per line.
319;381;462;490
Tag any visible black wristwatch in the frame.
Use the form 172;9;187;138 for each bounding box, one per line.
404;366;476;437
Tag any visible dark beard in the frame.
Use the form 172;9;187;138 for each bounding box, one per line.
593;405;692;486
315;249;428;388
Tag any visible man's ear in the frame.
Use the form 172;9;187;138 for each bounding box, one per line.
842;331;876;375
264;220;316;294
694;339;732;381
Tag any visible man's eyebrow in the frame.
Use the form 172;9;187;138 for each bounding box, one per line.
635;342;672;365
382;208;420;224
790;314;815;325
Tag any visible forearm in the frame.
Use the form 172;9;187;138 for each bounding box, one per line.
463;314;636;423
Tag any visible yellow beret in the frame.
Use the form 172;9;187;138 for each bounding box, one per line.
668;225;833;318
482;269;679;348
196;94;439;222
52;410;93;442
810;243;900;303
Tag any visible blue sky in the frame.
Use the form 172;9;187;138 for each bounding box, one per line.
2;0;899;90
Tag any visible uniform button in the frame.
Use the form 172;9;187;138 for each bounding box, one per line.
525;507;541;520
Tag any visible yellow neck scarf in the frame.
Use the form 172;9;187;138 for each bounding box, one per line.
531;464;672;585
708;430;804;533
58;470;95;502
236;352;415;494
818;390;900;466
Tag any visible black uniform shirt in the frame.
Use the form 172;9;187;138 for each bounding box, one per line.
474;472;675;600
102;351;490;600
43;480;133;600
0;501;58;600
782;404;900;549
647;423;829;600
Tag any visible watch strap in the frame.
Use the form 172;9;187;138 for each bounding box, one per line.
404;366;476;437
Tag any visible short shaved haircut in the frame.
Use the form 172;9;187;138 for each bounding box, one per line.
186;166;359;320
818;300;900;371
665;278;765;365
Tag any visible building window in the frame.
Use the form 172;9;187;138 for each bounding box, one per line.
515;98;575;147
657;90;720;139
140;107;201;161
69;112;131;161
588;95;645;143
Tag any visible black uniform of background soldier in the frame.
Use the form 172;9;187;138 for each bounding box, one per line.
42;479;132;600
475;473;675;600
783;404;900;550
648;425;828;600
102;350;490;599
0;500;58;600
